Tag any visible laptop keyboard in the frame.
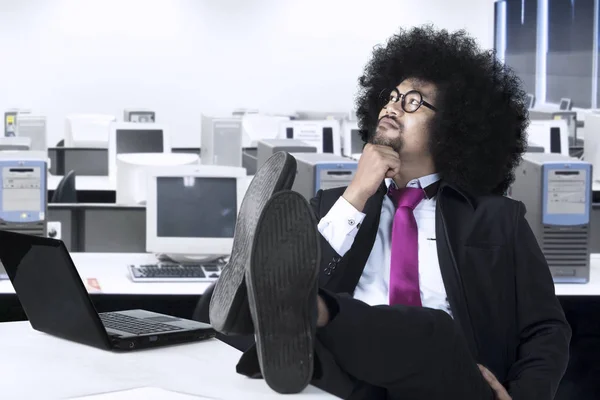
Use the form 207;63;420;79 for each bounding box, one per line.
100;312;183;335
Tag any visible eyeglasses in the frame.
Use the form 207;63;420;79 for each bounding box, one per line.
380;88;438;113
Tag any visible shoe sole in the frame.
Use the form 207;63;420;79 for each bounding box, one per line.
209;152;296;335
246;190;321;394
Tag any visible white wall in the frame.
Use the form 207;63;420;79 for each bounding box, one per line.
0;0;495;147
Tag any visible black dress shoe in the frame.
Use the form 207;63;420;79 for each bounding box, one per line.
245;190;321;394
209;152;297;335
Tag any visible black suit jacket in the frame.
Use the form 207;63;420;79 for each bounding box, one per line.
310;180;571;400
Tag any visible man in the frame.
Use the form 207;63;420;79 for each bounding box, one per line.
206;25;571;399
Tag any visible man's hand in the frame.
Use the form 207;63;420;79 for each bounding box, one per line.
342;144;401;211
478;364;512;400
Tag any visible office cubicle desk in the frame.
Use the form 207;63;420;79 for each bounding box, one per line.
0;253;205;322
48;203;145;252
48;174;116;203
0;321;331;399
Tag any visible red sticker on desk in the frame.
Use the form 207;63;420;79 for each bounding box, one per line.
87;278;101;291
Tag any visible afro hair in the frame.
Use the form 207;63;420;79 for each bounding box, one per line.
355;25;529;196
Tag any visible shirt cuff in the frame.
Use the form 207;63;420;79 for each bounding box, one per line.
318;196;366;238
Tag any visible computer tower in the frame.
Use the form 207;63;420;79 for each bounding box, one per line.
511;153;591;283
124;109;156;123
257;139;316;170
0;159;47;238
201;116;243;168
15;114;47;152
291;153;358;201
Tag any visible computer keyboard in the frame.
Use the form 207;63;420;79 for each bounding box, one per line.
100;312;183;335
128;262;223;282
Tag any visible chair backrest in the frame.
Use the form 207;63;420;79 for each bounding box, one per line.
51;170;77;203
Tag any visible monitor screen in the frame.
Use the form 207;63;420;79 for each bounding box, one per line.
156;177;237;238
116;129;164;154
559;99;570;111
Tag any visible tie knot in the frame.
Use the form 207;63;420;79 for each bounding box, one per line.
388;187;425;209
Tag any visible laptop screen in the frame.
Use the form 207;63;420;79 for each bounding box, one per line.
0;232;111;348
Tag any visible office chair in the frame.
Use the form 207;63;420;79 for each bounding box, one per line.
51;170;77;203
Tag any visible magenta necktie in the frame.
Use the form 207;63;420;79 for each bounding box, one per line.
388;186;425;306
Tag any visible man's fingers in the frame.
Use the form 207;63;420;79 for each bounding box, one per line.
478;365;512;400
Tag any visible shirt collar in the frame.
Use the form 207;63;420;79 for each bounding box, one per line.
385;173;441;199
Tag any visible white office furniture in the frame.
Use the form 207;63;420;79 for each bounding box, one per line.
146;165;247;260
115;153;199;205
1;252;599;296
65;114;116;148
108;122;171;183
0;321;332;399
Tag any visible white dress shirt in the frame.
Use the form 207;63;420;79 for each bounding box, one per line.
317;174;453;316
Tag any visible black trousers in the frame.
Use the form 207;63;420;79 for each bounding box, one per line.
194;287;493;399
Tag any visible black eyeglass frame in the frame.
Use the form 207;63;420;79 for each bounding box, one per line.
380;87;438;113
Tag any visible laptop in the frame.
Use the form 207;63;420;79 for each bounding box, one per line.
0;230;216;351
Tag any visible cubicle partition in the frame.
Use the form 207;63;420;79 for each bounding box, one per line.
47;204;146;252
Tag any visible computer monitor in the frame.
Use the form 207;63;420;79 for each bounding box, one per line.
15;114;47;152
116;153;199;205
240;113;290;148
64;114;116;148
527;120;570;156
526;93;535;110
0;137;30;151
559;98;572;111
108;122;171;183
583;112;600;182
146;165;247;260
341;119;363;158
279;119;341;155
124;109;156;123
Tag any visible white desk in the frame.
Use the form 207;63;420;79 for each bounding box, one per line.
0;321;332;399
48;174;115;191
0;253;212;296
1;252;599;297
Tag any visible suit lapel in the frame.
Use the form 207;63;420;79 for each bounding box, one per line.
435;184;479;358
320;182;386;292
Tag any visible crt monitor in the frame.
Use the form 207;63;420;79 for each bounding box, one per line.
527;120;570;157
559;98;572;111
279;119;341;155
64;114;116;148
341;119;363;158
116;153;199;205
108;122;171;182
146;165;247;259
526;93;535;110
